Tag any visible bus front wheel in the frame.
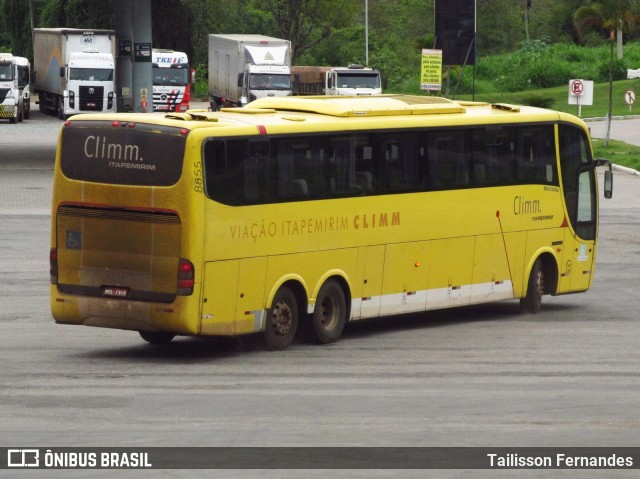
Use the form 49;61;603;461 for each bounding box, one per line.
521;259;544;314
265;286;298;350
139;330;175;344
310;280;346;344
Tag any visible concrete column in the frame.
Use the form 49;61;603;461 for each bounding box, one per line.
114;0;153;113
131;0;153;113
115;0;133;112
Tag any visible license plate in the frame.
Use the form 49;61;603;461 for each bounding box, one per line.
87;102;96;107
102;286;129;298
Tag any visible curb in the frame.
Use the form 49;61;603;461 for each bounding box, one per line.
612;164;640;176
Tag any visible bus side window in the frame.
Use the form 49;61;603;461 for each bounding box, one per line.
471;126;516;186
381;134;419;193
204;139;265;206
515;126;557;185
274;139;324;200
428;131;469;190
351;136;375;195
246;140;272;203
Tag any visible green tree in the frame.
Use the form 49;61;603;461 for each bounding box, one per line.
1;0;36;57
574;0;640;144
256;0;359;61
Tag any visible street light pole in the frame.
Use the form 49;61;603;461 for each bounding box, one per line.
365;0;369;65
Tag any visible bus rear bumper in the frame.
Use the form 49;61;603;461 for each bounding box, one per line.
50;288;198;335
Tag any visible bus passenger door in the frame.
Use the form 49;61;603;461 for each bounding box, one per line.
558;124;598;293
568;168;598;292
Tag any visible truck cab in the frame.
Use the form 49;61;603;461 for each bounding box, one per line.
60;48;115;119
242;63;291;105
152;49;195;112
0;53;25;123
325;64;382;96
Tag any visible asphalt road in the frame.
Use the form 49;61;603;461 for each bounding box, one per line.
1;106;639;478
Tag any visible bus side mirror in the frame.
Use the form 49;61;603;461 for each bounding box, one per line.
604;169;613;199
59;66;65;78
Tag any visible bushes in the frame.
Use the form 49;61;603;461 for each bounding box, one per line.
442;41;640;96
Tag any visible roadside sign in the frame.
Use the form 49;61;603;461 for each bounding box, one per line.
571;79;584;96
568;79;594;117
420;49;442;91
624;90;635;105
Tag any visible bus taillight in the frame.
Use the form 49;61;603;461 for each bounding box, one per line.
177;258;194;295
50;248;58;284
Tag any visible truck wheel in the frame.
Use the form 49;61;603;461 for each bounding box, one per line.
264;286;298;350
9;117;16;124
309;280;347;344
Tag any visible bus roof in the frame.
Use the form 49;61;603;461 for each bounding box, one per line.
70;95;581;133
244;95;466;117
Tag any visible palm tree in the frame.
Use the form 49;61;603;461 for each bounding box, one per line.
574;0;640;145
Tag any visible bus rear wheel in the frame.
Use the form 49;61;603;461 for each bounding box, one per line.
310;280;346;344
139;330;175;344
521;259;544;314
264;286;298;350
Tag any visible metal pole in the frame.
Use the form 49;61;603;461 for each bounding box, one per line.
365;0;369;66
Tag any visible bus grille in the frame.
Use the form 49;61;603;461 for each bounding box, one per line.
79;85;104;110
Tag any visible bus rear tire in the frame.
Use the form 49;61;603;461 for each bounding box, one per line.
264;286;298;350
139;330;175;344
520;258;544;314
310;280;346;344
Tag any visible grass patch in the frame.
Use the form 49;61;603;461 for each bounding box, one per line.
592;138;640;170
458;78;640;119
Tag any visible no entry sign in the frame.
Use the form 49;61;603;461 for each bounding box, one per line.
571;79;584;96
568;79;594;116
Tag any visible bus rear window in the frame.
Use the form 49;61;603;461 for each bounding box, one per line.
60;121;186;186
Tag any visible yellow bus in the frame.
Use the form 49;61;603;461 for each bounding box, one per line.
50;95;613;349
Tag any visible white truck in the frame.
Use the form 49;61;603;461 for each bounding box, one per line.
0;53;26;123
208;34;291;109
291;64;382;96
33;28;116;119
152;49;195;112
15;56;31;119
